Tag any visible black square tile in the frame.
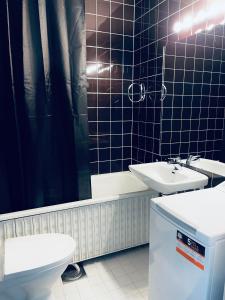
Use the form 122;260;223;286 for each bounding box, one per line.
111;2;123;19
111;18;123;35
97;16;110;32
86;31;96;46
87;47;96;62
124;5;134;20
97;0;110;16
97;32;110;48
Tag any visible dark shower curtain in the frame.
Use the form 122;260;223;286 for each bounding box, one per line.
0;0;91;214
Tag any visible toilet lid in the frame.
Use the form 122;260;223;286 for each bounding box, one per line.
5;233;75;276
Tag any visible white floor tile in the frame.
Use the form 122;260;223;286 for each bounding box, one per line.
115;275;133;287
53;279;66;300
64;285;81;300
63;245;149;300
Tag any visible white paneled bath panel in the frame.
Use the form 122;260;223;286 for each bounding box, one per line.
1;192;154;263
0;171;156;271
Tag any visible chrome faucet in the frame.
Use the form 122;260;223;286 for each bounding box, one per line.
186;155;201;166
167;157;182;174
167;157;181;165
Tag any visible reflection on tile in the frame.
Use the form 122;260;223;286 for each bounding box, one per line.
97;48;110;63
111;2;123;19
97;32;110;48
98;79;110;93
85;0;96;14
86;31;96;46
86;14;96;31
87;47;96;62
97;16;110;32
97;0;110;17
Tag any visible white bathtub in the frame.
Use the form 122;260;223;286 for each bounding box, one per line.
91;171;149;198
0;171;155;264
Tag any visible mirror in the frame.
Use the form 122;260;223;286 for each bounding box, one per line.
160;15;225;162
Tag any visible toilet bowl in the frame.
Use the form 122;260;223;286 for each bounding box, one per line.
0;233;75;300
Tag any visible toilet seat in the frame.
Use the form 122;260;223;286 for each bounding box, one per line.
4;234;75;279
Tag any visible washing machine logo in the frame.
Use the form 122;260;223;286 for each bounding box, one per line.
177;230;206;257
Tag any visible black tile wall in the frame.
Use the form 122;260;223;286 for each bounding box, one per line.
132;0;225;164
86;0;225;174
161;33;225;160
132;0;165;164
85;0;134;174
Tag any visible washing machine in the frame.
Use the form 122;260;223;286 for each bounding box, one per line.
149;181;225;300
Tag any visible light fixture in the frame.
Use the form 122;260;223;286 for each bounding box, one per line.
173;0;225;35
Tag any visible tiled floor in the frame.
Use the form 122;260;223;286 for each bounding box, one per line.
63;245;149;300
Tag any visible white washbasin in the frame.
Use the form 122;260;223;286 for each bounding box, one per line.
129;162;208;194
183;158;225;177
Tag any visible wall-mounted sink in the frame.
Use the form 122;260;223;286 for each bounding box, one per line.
129;162;208;194
183;158;225;177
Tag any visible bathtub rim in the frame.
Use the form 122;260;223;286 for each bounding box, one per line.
0;189;156;222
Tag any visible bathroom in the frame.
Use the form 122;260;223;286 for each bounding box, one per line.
0;0;225;299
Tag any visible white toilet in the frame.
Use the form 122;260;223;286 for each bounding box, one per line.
0;233;75;300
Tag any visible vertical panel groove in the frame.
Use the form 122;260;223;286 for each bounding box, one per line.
0;194;153;263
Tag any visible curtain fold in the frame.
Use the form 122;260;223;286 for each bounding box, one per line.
0;0;91;214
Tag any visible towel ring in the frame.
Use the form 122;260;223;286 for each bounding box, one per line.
128;83;146;103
